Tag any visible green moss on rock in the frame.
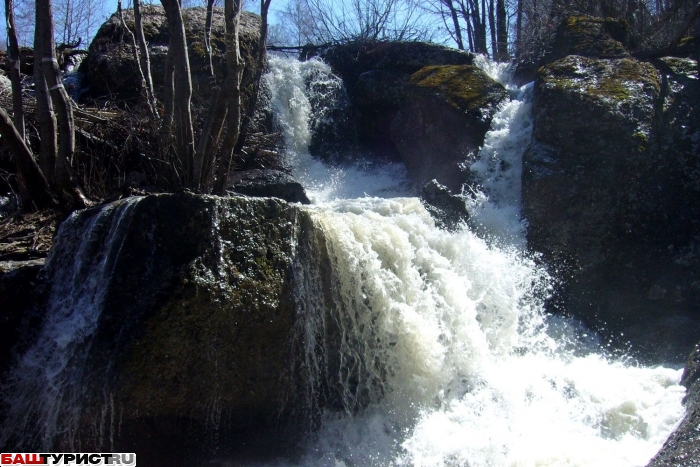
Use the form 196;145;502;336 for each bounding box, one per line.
409;65;507;114
538;56;659;104
550;15;631;61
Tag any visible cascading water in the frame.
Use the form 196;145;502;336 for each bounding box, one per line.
0;198;142;451
262;54;686;466
0;53;685;465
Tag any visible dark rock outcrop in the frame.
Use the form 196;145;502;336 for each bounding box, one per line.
647;343;700;466
523;50;700;363
420;180;470;231
228;169;310;204
549;16;632;62
2;194;335;464
317;41;474;158
391;65;508;191
81;6;262;104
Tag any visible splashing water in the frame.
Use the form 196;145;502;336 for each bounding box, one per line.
264;55;411;202
0;198;142;450
260;55;686;466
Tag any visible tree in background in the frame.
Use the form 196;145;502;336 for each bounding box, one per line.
275;0;438;44
514;0;700;61
1;0;107;46
158;0;273;192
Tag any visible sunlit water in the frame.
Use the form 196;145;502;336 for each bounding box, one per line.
260;54;686;466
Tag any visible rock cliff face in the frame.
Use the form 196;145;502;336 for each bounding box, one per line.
314;42;506;193
81;5;262;105
391;65;508;191
0;194;334;464
317;42;474;159
523;18;700;363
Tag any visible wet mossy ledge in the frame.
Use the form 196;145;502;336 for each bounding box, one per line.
1;193;336;463
391;64;507;192
409;65;508;116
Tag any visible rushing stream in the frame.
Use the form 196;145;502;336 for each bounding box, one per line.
261;55;686;466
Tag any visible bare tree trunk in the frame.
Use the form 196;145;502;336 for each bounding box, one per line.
36;0;86;208
488;0;497;58
0;106;56;210
516;0;523;58
204;0;216;76
33;0;57;185
194;87;228;190
5;0;24;140
213;0;244;194
464;1;475;51
496;0;508;60
118;0;156;118
233;0;271;155
160;46;175;171
446;0;465;49
133;0;158;118
161;0;195;187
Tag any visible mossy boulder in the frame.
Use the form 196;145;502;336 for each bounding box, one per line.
390;65;507;191
15;193;335;463
523;54;700;363
315;41;474;159
550;15;632;62
513;15;632;84
81;5;262;106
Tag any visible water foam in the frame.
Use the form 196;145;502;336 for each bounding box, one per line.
264;55;411;203
260;55;686;466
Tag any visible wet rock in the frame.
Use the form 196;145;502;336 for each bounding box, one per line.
4;194;334;463
81;5;262;105
305;65;359;163
228;169;310;204
420;180;469;231
523;54;700;363
317;41;474;159
647;343;700;466
391;65;508;191
525;56;661;268
0;260;45;380
549;16;632;62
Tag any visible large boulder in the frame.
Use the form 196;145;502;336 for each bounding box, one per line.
316;41;474;159
512;15;632;85
549;15;632;62
81;5;262;106
391;65;508;191
228;168;310;204
523;53;700;363
0;193;336;464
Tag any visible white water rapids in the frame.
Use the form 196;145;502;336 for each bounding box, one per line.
261;55;686;466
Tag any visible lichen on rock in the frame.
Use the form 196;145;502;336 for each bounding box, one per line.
391;64;507;191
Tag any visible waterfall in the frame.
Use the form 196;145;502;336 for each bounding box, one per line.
264;55;411;202
0;198;142;451
0;54;686;466
262;56;686;466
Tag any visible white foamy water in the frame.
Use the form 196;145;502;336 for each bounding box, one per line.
260;56;686;466
264;55;411;202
